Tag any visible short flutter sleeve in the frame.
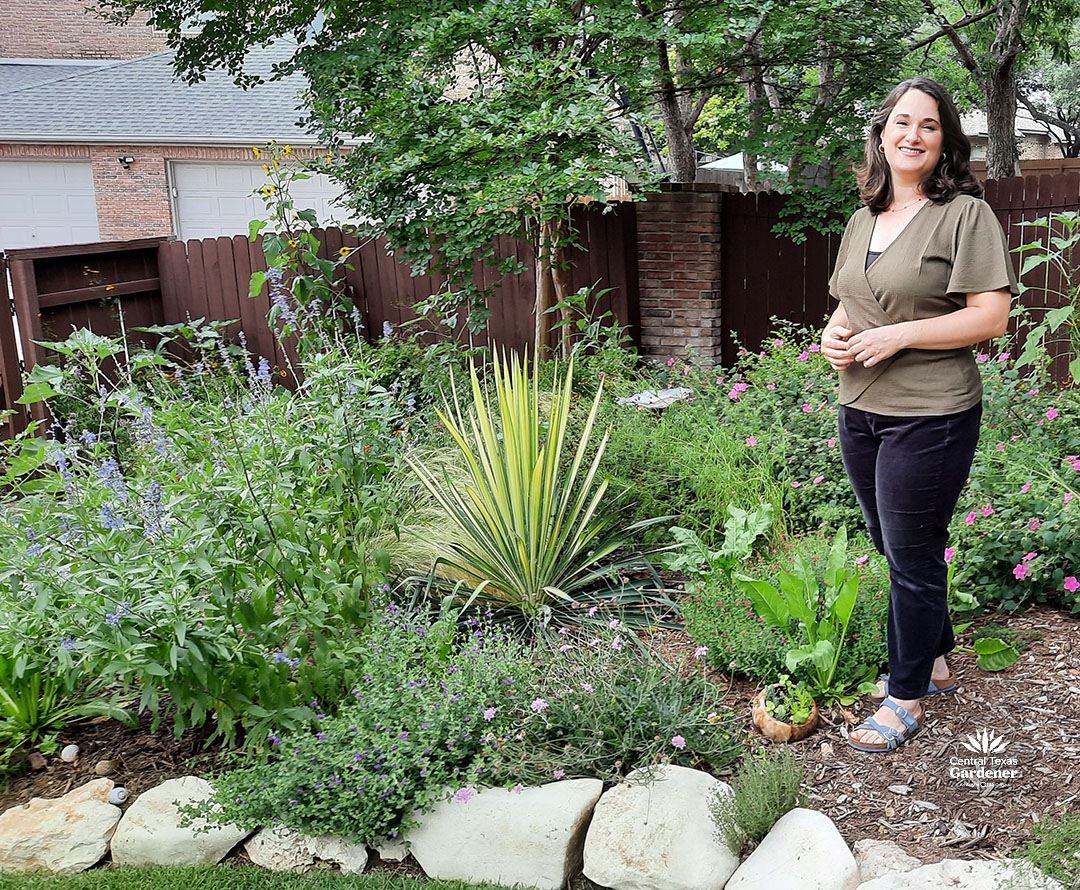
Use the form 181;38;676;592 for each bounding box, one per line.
946;198;1019;298
828;213;857;300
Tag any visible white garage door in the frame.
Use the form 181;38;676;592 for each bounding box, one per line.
171;162;358;241
0;161;100;251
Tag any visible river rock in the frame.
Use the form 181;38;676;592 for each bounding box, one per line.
407;779;602;890
110;775;249;866
726;808;859;890
583;764;739;890
0;778;120;873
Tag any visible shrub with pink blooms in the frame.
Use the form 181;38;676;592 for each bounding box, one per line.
951;360;1080;610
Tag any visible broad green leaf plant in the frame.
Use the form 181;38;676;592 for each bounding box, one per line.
664;503;775;580
734;527;878;702
406;352;658;624
1011;211;1080;384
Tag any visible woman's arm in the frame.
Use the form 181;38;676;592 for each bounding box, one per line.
820;302;854;371
846;290;1011;369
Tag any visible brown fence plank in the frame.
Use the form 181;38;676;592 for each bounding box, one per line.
0;256;27;437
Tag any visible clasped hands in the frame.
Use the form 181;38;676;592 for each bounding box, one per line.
820;323;906;371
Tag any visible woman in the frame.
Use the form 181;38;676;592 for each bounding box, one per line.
820;77;1018;752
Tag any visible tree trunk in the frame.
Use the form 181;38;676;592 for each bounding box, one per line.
983;69;1021;179
741;66;764;191
535;216;574;358
655;36;699;183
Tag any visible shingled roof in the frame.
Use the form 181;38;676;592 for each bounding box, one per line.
0;42;314;144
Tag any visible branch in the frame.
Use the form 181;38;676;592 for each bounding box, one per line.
921;0;980;72
908;7;996;51
685;89;712;132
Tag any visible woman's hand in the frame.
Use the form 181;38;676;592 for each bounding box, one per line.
846;325;908;368
821;324;854;371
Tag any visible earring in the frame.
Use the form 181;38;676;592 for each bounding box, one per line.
878;145;885;153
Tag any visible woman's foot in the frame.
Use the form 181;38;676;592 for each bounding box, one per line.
848;697;923;750
869;656;955;702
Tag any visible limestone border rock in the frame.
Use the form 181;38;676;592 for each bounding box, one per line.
405;779;603;890
583;764;739;890
110;775;250;867
0;778;121;874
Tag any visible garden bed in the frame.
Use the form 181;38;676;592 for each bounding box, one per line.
3;604;1075;869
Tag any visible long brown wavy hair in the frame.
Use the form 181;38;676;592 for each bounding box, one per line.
856;77;982;214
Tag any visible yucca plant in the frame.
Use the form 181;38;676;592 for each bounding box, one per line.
406;351;667;623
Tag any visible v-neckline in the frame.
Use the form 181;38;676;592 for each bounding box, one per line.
867;199;931;260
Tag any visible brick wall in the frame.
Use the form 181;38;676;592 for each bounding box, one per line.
635;184;727;361
0;0;166;60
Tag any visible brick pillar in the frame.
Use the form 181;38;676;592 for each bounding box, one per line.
90;147;174;241
635;183;725;362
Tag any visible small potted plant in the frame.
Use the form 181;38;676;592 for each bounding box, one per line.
751;674;819;742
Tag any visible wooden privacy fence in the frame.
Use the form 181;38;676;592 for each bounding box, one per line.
0;206;639;438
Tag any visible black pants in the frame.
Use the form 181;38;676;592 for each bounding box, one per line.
838;402;982;700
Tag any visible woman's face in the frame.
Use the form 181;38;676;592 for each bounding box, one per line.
880;88;944;186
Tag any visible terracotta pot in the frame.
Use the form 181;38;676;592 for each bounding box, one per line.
751;687;819;742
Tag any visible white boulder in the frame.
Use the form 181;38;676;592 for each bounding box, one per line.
244;826;369;875
0;778;121;873
110;775;250;867
583;764;739;890
407;779;602;890
856;858;1063;890
852;839;922;882
726;808;859;890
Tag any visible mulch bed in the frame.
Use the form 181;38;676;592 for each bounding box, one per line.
2;604;1077;866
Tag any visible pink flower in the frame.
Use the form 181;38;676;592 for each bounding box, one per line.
1064;577;1079;594
483;707;497;721
976;353;989;362
944;547;955;563
609;618;621;630
997;352;1011;361
553;768;566;779
728;387;741;400
715;376;723;385
802;403;813;412
513;784;524;794
813;475;825;484
587;605;599;617
530;698;549;713
666;357;676;367
1029;388;1039;395
581;682;594;693
671;735;687;750
766;383;776;390
809;343;821;352
1029;519;1041;531
1023;552;1037;562
791;481;802;488
1021;482;1031;494
855;555;870;566
746;436;757;447
694;645;708;659
980;504;994;517
1046;407;1059;421
827;437;837;448
965;511;977;526
772;338;784;347
454;787;475;803
995;442;1006;452
1074;460;1080;471
1013;563;1028;580
559;644;572;652
1066;493;1075;505
798;351;810;361
611;635;623;651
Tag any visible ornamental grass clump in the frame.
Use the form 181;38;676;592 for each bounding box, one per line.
406;351;661;623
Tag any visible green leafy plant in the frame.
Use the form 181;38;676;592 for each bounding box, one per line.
710;747;807;854
664;504;775;580
406;351;662;623
734;527;878;702
1016;809;1080;888
760;674;814;725
1011;211;1080;383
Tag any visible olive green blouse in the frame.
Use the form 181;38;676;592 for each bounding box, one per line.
828;194;1019;416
